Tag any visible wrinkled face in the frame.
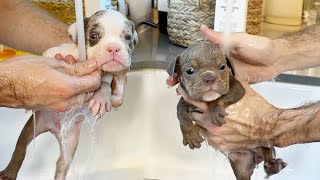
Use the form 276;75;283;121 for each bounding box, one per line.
68;10;138;72
168;43;230;102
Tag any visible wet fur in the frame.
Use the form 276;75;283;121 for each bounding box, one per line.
167;42;287;180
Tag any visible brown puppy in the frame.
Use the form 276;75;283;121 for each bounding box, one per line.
167;42;287;180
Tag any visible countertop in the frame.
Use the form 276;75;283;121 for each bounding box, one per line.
131;24;320;86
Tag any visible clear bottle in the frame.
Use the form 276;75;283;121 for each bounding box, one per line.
308;0;320;25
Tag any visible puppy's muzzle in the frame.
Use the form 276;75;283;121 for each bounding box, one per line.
106;43;121;55
203;77;216;85
201;71;217;85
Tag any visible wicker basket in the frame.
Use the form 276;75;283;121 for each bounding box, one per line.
32;0;119;25
167;0;215;47
167;0;263;47
246;0;263;35
32;1;77;25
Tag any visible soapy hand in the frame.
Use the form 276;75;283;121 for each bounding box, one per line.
0;55;101;112
176;83;279;151
55;54;112;118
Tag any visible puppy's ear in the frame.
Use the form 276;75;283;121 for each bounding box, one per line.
167;55;181;76
67;17;90;44
226;56;235;76
128;20;139;46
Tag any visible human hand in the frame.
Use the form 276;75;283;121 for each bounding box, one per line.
176;82;279;151
200;25;281;84
0;55;101;111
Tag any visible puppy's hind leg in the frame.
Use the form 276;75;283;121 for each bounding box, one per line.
0;111;56;180
262;147;287;177
53;122;82;180
228;150;257;180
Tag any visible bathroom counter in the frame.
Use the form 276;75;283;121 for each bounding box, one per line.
132;26;320;86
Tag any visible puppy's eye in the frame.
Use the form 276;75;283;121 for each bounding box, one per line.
186;68;194;75
90;33;99;40
125;34;132;41
219;64;226;71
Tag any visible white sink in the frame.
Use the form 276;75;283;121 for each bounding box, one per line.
0;69;319;180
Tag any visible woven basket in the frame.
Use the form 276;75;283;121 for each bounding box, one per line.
246;0;263;35
32;1;77;25
167;0;263;47
167;0;215;47
32;0;119;25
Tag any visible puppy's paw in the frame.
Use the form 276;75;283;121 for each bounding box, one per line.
264;158;287;177
211;106;227;127
181;125;204;149
88;92;111;118
0;168;18;180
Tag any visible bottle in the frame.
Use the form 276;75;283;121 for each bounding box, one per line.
214;0;249;33
308;0;320;25
303;0;312;22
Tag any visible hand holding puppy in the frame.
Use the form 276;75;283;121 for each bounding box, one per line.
168;24;320;151
0;54;101;112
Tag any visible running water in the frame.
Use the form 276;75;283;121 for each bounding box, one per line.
222;0;233;60
59;106;98;164
59;0;93;165
32;110;37;149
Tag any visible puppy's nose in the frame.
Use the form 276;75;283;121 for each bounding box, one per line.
203;77;216;84
107;44;121;54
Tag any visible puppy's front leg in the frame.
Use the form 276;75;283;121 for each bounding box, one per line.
177;98;204;149
88;74;112;118
110;72;127;108
209;75;246;126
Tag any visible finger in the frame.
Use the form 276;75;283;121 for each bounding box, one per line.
200;24;223;46
177;85;208;111
166;73;179;87
69;70;101;95
64;58;98;76
62;93;89;110
65;55;76;64
54;53;63;60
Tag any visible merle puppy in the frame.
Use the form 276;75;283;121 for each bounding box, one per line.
0;9;138;180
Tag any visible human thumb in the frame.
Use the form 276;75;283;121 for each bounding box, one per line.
65;59;98;76
200;24;223;46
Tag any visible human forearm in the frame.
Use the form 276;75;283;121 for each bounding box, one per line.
0;62;29;108
273;25;320;73
0;0;70;55
270;102;320;147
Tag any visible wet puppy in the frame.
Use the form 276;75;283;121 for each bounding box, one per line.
0;9;138;180
167;42;286;180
